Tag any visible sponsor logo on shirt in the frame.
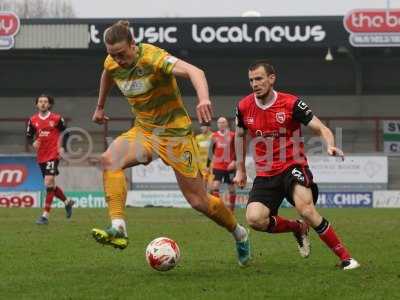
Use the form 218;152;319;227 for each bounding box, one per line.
118;78;153;97
246;117;254;125
39;131;50;137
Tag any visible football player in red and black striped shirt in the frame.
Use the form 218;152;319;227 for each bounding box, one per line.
26;94;75;225
234;61;359;270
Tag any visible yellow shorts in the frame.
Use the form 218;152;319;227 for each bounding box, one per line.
118;127;202;178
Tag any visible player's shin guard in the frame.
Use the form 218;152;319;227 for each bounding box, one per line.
103;170;127;222
207;195;237;232
54;186;67;202
44;187;55;213
266;216;302;233
314;218;351;261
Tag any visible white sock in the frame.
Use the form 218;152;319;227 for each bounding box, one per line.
232;224;247;242
42;211;49;218
111;218;128;237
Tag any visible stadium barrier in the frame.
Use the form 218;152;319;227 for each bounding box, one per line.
0;191;40;208
1;190;399;209
373;190;400;208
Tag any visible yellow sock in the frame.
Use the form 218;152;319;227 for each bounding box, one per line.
207;195;237;232
103;170;127;219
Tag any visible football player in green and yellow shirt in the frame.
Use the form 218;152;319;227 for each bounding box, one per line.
91;20;250;266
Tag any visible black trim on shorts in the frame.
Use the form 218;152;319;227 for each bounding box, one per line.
247;165;319;216
39;159;60;177
212;169;235;184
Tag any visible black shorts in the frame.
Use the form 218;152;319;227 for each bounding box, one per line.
213;169;235;184
248;165;319;216
39;159;60;177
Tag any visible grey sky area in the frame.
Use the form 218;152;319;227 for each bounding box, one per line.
70;0;399;18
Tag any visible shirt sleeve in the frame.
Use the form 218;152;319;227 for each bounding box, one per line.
26;118;36;145
56;117;69;150
152;46;178;75
103;55;119;72
292;98;314;126
235;104;246;129
56;117;67;132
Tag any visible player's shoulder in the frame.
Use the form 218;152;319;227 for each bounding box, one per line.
104;55;119;72
276;91;301;110
29;113;39;122
140;43;166;61
237;93;254;110
276;91;299;102
141;43;162;52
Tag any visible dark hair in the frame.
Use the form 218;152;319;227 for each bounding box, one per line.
104;20;133;45
248;60;276;75
35;94;54;107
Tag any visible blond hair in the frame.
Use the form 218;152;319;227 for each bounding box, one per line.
104;20;133;45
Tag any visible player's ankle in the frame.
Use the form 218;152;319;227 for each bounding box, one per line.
232;224;247;242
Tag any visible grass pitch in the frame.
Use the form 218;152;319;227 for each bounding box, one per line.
0;208;399;300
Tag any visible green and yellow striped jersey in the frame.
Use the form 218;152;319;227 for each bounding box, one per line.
104;43;192;137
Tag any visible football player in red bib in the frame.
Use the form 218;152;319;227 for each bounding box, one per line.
26;94;75;225
234;61;359;270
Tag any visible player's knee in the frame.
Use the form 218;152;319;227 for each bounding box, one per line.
211;182;219;191
298;204;317;221
246;214;268;231
44;177;56;189
100;152;113;170
189;196;207;213
181;190;207;212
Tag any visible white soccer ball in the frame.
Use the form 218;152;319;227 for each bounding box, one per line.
145;237;180;271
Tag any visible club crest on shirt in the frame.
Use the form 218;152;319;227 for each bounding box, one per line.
182;151;193;167
49;121;55;127
276;112;286;124
135;67;144;77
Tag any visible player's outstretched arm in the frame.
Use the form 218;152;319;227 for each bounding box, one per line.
172;59;212;123
92;69;114;124
307;116;344;160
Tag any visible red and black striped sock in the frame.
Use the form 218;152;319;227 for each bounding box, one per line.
267;216;301;233
44;187;55;214
54;186;67;202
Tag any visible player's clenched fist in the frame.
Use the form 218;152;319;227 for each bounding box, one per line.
196;99;212;123
233;170;247;188
92;107;109;124
32;139;41;151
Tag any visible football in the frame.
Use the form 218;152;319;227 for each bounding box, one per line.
145;237;181;271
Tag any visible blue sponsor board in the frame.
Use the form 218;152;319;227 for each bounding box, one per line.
0;156;44;191
317;192;373;208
